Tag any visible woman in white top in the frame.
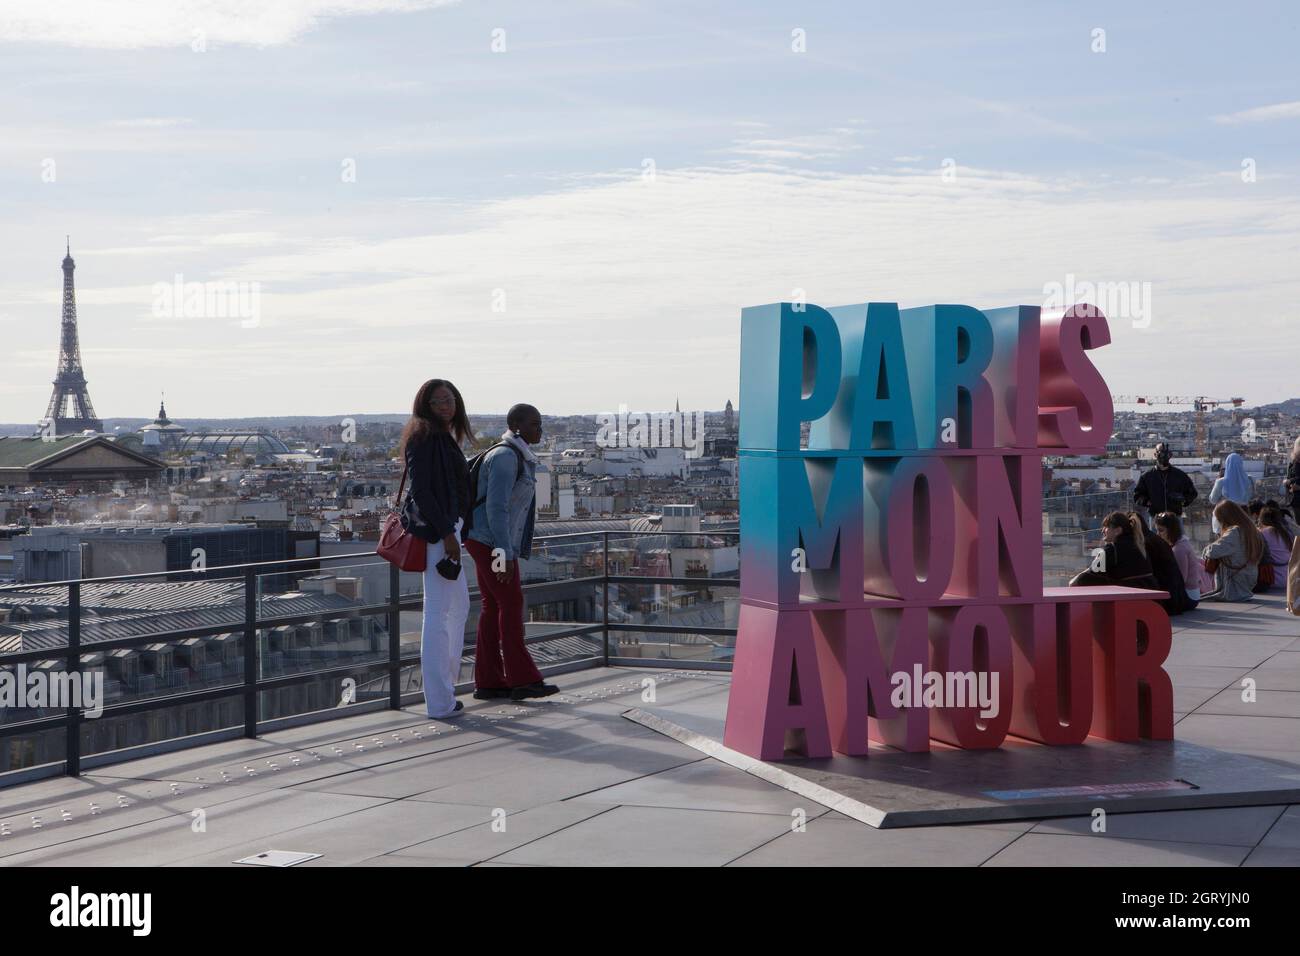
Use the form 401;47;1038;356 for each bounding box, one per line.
1209;452;1254;533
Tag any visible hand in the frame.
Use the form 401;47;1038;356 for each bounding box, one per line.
442;533;461;562
495;559;516;584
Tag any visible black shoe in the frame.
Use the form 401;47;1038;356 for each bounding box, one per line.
429;700;464;719
473;687;512;700
511;681;560;701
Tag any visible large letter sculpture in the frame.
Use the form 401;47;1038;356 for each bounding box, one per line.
724;301;1173;760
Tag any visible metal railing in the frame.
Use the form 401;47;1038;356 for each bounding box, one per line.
0;529;740;787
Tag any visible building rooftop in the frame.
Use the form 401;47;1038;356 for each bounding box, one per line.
1;591;1297;867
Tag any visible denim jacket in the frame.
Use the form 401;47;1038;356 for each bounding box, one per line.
467;442;536;560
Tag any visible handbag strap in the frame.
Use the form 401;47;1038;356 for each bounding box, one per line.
393;462;408;510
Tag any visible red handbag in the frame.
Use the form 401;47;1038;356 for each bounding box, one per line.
377;463;427;572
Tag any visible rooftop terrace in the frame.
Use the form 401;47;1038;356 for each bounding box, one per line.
1;510;1298;866
1;590;1298;867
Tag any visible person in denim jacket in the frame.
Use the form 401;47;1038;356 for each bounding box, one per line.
465;404;559;701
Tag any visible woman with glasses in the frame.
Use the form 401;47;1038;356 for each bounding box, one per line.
397;379;473;719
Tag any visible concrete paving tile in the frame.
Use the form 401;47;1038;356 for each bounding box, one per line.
1166;636;1294;669
492;805;793;866
390;801;614;863
982;832;1249;866
0;789;385;866
357;854;477;867
1199;688;1300;719
728;816;1023;866
401;723;703;808
1175;713;1300;753
1258;805;1300;849
1174;685;1223;713
0;779;269;860
1164;664;1251;689
172;799;497;866
569;758;835;817
1029;805;1285;846
1242;846;1300;866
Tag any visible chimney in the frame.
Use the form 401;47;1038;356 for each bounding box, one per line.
333;577;363;601
300;574;337;596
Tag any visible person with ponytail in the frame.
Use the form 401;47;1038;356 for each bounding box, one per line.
1202;499;1263;602
1070;511;1159;590
397;378;473;719
1132;511;1195;614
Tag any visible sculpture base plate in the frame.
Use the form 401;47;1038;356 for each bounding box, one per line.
622;679;1300;829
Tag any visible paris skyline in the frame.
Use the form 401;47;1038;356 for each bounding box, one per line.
2;1;1299;422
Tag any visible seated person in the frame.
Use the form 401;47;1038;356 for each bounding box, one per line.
1258;504;1295;587
1133;512;1194;614
1155;511;1209;604
1070;511;1159;590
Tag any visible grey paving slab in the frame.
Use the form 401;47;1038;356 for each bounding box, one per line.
1028;804;1285;846
408;737;703;809
171;799;498;866
491;805;793;867
356;854;476;867
1199;688;1300;719
91;711;587;792
299;713;700;806
1163;664;1252;689
1165;635;1294;668
388;801;614;863
1242;846;1300;866
982;833;1249;866
1258;805;1300;849
1175;713;1300;754
0;789;387;866
1174;685;1223;713
0;779;269;861
570;757;835;817
728;815;1024;867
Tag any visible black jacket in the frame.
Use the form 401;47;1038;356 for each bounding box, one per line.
1101;535;1159;589
1143;530;1195;614
1133;465;1198;516
399;430;469;543
1286;458;1300;508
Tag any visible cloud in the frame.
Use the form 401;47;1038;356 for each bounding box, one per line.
1213;100;1300;125
0;0;459;49
8;159;1300;416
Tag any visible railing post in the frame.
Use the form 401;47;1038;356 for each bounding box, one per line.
243;567;258;738
388;561;401;709
602;532;610;666
65;581;81;777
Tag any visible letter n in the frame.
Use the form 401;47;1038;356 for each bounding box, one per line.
724;605;832;759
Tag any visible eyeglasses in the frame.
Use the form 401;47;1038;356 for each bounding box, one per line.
430;396;456;408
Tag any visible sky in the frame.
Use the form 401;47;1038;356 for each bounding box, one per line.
1;0;1297;422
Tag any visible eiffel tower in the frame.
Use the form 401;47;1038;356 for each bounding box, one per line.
42;238;103;435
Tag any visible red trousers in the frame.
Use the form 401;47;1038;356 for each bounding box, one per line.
465;538;543;688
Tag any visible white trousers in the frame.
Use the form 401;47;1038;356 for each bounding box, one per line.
420;521;469;718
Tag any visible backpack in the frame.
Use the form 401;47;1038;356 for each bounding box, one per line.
463;441;525;536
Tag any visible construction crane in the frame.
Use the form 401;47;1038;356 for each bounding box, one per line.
1111;395;1246;458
